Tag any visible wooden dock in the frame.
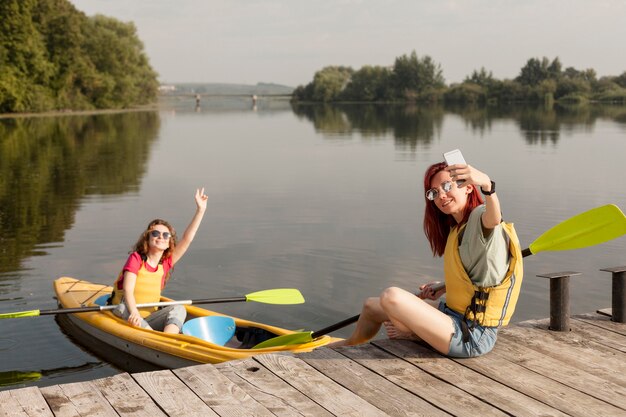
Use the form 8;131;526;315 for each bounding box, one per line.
2;312;625;417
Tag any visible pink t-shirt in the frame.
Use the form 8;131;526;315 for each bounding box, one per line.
116;252;173;290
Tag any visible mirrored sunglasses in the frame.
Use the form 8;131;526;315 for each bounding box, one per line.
149;230;171;240
426;181;455;201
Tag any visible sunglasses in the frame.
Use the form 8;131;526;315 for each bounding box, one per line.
426;181;458;201
149;230;171;240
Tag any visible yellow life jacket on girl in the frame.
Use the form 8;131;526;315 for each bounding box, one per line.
111;261;164;318
443;222;523;327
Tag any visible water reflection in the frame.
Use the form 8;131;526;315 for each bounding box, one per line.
0;362;103;387
0;112;160;279
292;103;626;146
291;103;445;149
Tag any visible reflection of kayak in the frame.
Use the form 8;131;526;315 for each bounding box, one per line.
54;277;337;368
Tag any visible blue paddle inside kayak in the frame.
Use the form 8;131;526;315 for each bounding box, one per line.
182;316;236;345
96;294;237;345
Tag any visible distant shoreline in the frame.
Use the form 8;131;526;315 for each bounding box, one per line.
0;104;159;119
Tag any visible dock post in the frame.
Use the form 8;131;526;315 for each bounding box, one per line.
600;266;626;323
537;271;581;331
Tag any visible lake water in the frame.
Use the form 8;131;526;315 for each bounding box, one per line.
1;99;625;390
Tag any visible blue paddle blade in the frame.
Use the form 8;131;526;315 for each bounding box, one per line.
182;316;236;346
93;294;112;306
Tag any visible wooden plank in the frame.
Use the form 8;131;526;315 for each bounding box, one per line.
0;387;53;417
216;357;333;417
91;373;168;417
450;346;624;416
253;353;389;417
40;382;119;417
333;343;507;416
524;316;626;352
300;347;450;417
500;324;626;386
569;317;626;353
174;363;274;417
372;339;568;417
493;337;626;409
132;370;219;417
574;313;626;337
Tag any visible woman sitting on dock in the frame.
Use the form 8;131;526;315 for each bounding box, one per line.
331;162;523;357
110;188;208;334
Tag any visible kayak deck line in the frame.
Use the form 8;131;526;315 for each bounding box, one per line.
1;310;624;416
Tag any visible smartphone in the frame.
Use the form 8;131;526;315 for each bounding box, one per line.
443;149;466;166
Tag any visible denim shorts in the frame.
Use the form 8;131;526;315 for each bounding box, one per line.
438;301;498;358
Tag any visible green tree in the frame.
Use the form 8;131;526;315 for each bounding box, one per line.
465;67;495;88
391;51;445;99
309;66;353;102
0;0;55;111
340;65;392;101
516;57;562;86
0;0;158;113
614;71;626;88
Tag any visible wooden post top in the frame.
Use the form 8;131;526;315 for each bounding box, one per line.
536;271;581;279
599;266;626;273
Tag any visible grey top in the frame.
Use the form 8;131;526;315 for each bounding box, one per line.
458;205;510;288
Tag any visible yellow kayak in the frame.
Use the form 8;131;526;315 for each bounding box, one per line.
54;277;338;368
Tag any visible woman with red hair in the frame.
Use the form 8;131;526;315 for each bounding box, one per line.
331;161;523;357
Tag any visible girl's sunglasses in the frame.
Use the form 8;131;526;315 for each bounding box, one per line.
149;230;171;240
426;181;457;201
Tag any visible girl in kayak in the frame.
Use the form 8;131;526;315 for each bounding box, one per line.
110;188;208;333
330;162;523;357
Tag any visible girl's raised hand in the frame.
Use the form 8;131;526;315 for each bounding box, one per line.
195;187;208;211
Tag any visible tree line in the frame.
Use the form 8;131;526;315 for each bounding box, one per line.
0;0;158;113
292;51;626;104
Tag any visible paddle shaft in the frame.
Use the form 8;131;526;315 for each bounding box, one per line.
8;297;251;318
317;246;536;336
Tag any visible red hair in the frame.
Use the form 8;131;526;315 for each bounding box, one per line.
422;162;483;257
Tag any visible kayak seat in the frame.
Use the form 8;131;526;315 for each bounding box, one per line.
182;316;236;345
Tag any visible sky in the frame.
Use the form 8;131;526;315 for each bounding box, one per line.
69;0;626;87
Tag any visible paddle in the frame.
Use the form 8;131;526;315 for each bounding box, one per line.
253;204;626;349
0;288;304;319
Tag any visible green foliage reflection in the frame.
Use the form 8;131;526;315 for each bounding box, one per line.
291;103;445;149
292;103;626;147
0;112;160;274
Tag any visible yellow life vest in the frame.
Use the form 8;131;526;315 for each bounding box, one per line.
443;222;523;327
111;262;164;318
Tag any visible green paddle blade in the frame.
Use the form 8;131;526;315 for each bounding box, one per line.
245;288;305;305
0;310;41;319
528;204;626;255
253;331;313;349
0;371;42;386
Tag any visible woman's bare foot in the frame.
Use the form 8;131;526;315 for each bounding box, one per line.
384;321;419;340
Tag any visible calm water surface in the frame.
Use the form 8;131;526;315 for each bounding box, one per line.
1;100;625;389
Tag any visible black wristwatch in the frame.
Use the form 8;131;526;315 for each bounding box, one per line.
481;180;496;195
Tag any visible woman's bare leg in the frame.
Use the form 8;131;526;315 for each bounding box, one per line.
384;297;439;340
379;287;454;354
328;296;389;347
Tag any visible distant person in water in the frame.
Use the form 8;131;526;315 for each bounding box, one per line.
330;162;523;357
110;188;208;334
